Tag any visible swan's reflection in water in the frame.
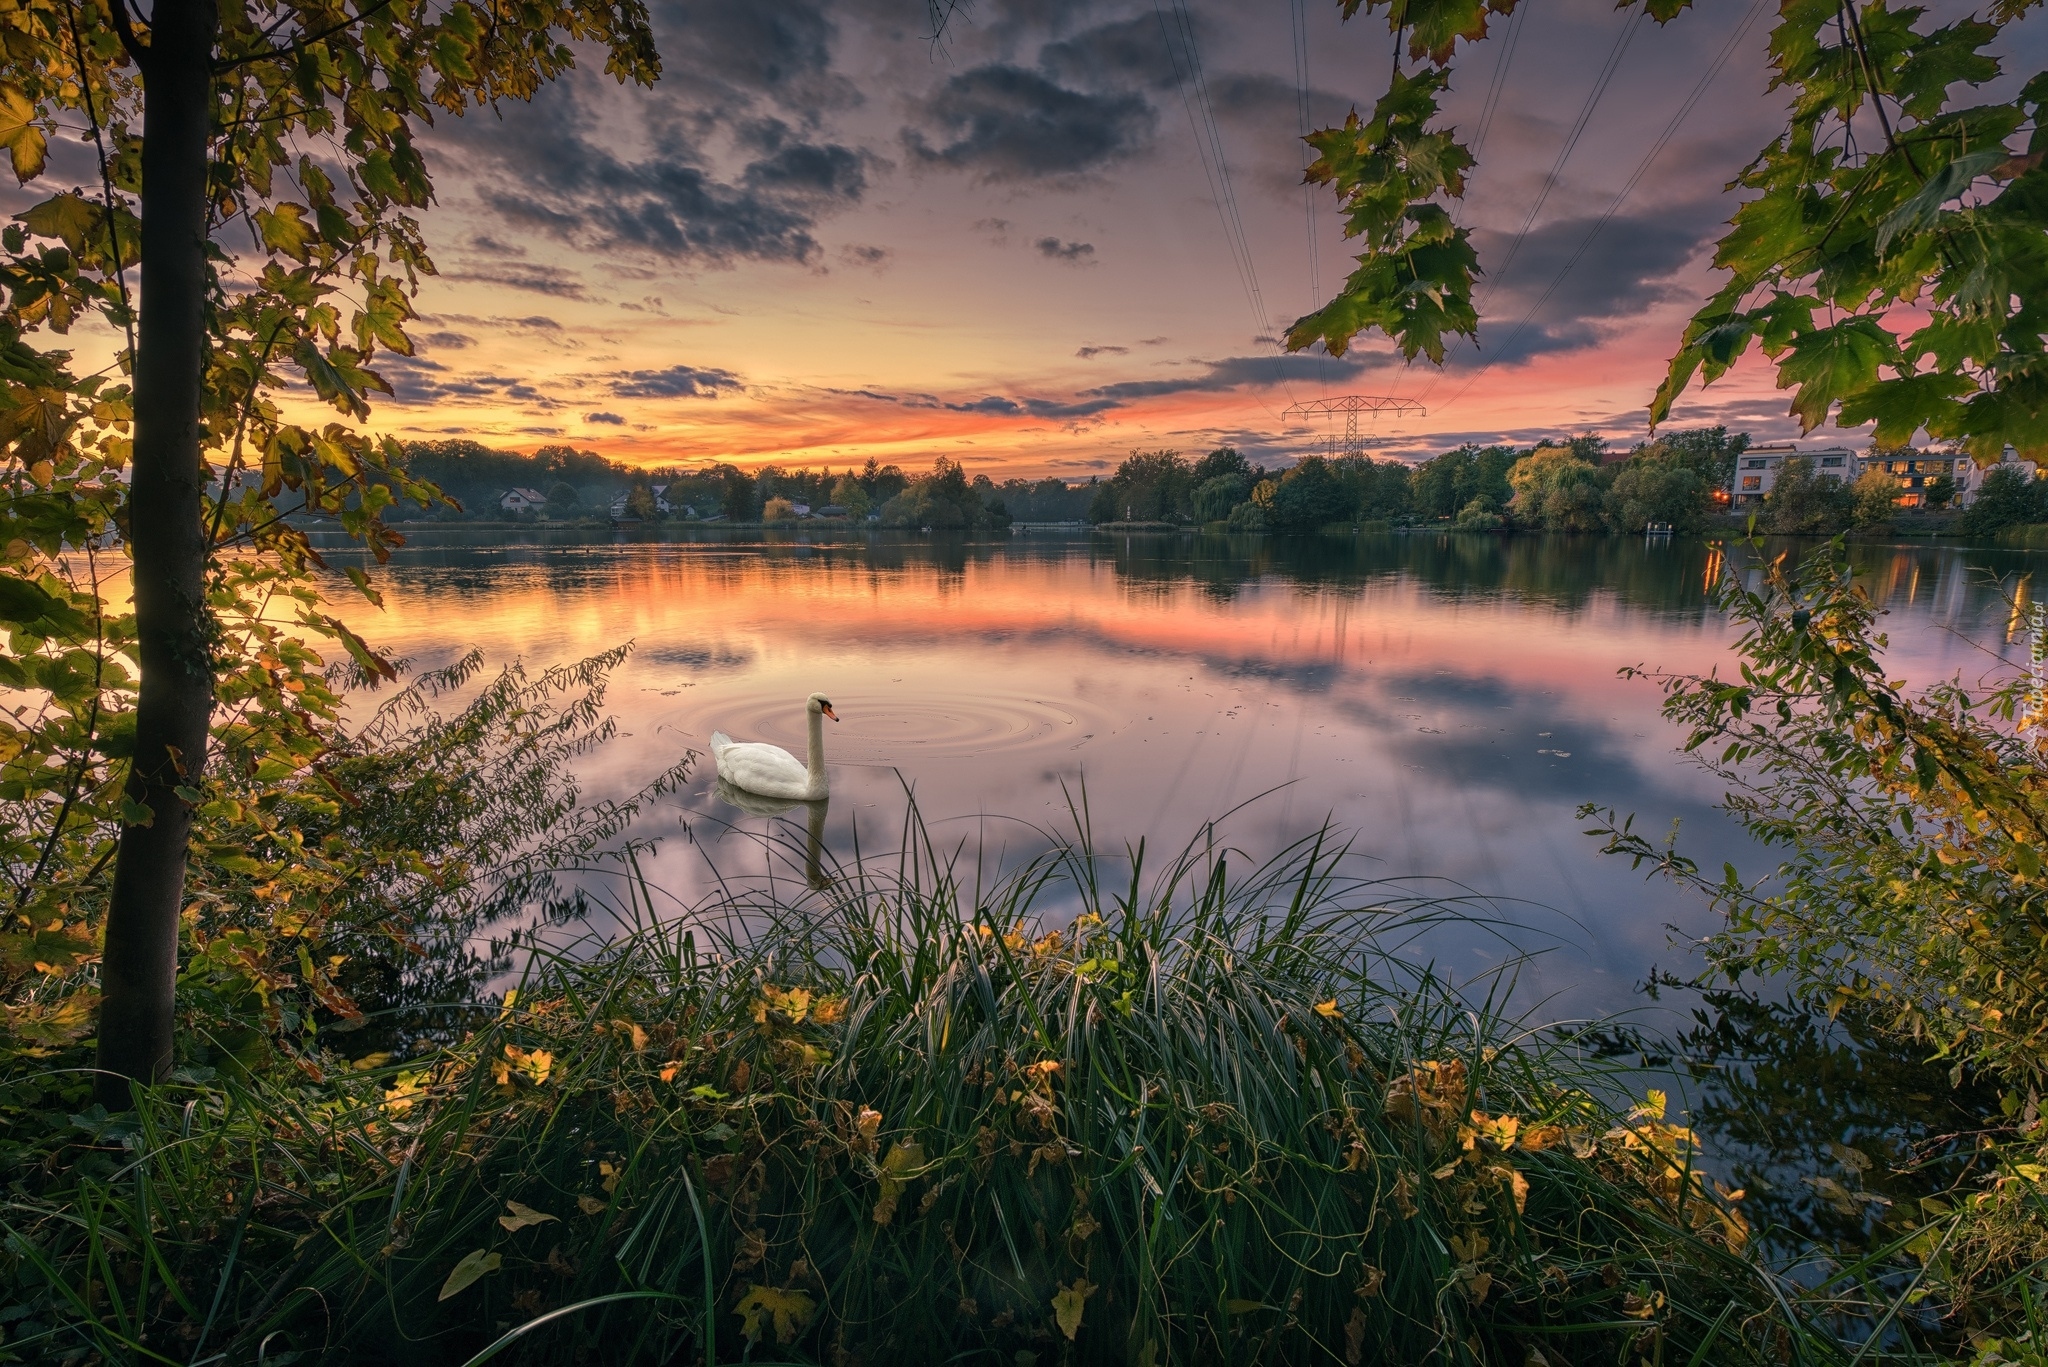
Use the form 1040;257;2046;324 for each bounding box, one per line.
712;777;829;889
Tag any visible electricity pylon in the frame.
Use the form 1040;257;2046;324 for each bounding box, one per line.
1282;396;1426;460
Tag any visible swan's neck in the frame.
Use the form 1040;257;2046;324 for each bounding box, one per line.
806;708;826;784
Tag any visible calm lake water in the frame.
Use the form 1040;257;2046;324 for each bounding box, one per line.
321;527;2045;1040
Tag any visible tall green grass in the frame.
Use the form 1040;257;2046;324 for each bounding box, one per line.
1993;522;2048;550
4;807;1790;1365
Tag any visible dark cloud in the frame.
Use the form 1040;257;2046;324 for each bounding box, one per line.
944;394;1121;419
585;411;627;424
1203;71;1353;130
903;66;1156;181
645;0;855;122
439;263;591;299
1076;345;1128;359
427;0;864;268
1459;205;1714;365
1035;236;1095;263
374;354;562;409
819;385;942;407
1080;350;1391;402
740;135;875;201
612;364;746;399
1037;15;1182;90
839;244;892;270
416;330;474;350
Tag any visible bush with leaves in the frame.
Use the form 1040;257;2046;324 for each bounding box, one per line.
1286;0;2046;462
1763;458;1856;534
1589;537;2048;1339
1962;466;2048;537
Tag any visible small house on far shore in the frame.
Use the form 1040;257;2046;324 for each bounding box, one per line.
500;487;548;514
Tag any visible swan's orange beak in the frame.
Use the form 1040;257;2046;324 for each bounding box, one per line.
821;703;839;721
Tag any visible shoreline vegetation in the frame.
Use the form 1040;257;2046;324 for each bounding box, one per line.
3;806;1780;1366
375;430;2048;548
5;530;2048;1362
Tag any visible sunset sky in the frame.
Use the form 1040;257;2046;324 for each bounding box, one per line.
96;0;2048;477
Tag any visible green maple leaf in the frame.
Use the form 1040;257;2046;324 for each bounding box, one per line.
256;203;318;263
1775;317;1898;431
1835;371;1975;446
15;193;98;255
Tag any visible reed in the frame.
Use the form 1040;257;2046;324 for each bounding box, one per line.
3;804;1792;1365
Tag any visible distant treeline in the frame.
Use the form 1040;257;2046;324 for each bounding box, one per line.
386;426;2045;538
1086;430;1751;534
387;442;1087;527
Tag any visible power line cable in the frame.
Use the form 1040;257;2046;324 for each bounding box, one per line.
1152;0;1297;422
1430;0;1772;419
1468;0;1531;167
1412;2;1646;411
1474;5;1645;309
1289;0;1325;385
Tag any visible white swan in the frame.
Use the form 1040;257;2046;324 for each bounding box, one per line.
710;693;836;800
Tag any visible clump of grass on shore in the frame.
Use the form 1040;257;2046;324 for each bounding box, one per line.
3;811;1780;1365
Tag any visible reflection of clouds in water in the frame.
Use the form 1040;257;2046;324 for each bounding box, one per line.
643;642;754;671
326;532;2044;1027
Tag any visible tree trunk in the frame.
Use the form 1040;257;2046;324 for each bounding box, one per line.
95;0;220;1105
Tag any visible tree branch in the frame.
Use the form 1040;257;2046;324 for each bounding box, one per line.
106;0;151;70
212;0;403;72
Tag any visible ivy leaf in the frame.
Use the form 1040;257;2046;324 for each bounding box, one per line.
734;1285;817;1345
1052;1278;1098;1341
497;1200;557;1232
0;83;46;184
436;1248;500;1301
1775;318;1897;431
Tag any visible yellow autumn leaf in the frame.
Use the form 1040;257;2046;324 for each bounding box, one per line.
1313;999;1342;1019
871;1139;926;1225
735;1284;817;1344
0;84;46;184
577;1194;607;1215
437;1248;501;1301
854;1106;882;1140
1052;1278;1096;1340
498;1200;557;1232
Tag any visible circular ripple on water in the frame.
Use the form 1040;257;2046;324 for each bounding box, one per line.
668;688;1111;764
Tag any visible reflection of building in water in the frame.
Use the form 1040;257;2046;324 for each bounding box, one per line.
1728;442;2041;509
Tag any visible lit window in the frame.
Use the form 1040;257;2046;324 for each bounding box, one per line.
1741;476;1762;490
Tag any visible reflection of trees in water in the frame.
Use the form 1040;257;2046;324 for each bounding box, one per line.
1595;988;1997;1258
1094;531;1726;617
318;528;2036;637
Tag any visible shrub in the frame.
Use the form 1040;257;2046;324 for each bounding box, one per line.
4;813;1776;1366
1270;456;1349;531
1962;466;2048;538
1849;469;1901;530
1763;458;1854;534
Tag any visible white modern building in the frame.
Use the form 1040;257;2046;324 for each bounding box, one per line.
1729;444;1858;504
1728;443;2041;509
